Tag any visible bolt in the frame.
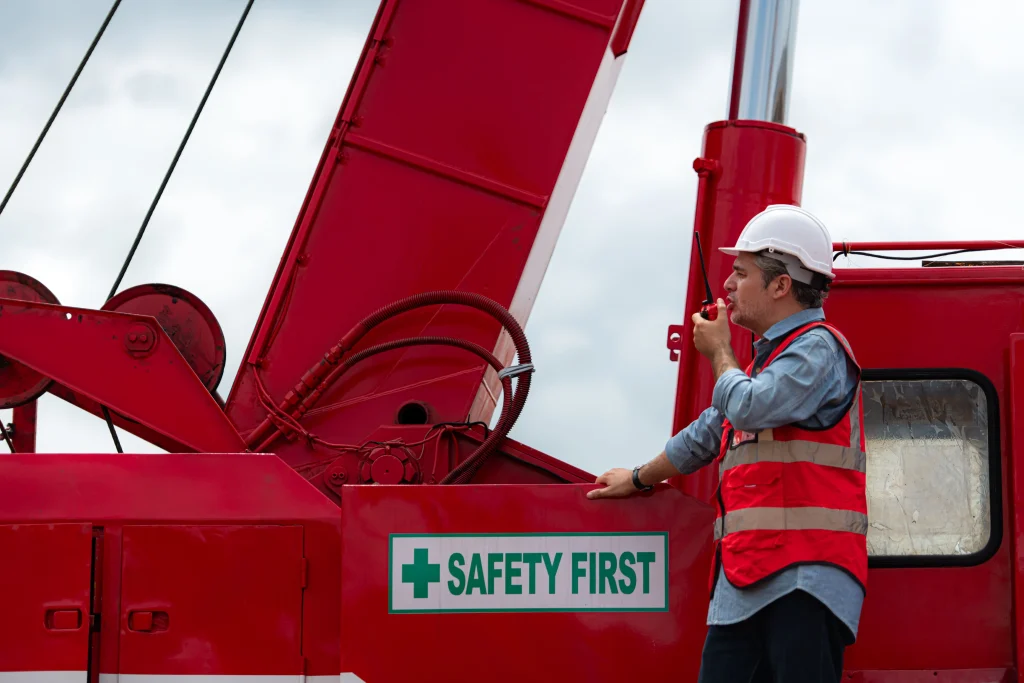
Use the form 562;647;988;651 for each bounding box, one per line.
124;324;156;354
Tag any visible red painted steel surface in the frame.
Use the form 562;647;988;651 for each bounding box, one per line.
0;454;339;678
119;525;304;675
843;672;1014;682
308;423;594;507
669;120;806;503
0;523;92;675
0;270;59;408
48;383;191;453
11;400;37;452
225;0;645;484
834;240;1024;252
0;298;243;453
448;425;596;484
823;268;1024;672
102;283;227;394
340;483;715;682
1011;335;1024;682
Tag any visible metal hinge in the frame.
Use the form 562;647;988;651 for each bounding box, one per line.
667;324;685;361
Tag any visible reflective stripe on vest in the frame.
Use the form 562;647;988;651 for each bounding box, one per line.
720;385;866;478
714;506;869;541
722;439;866;475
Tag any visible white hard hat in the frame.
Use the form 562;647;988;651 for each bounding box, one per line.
720;204;834;285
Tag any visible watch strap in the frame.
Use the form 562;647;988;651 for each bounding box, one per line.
632;465;653;491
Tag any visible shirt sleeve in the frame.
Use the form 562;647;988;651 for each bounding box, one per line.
664;404;724;475
712;330;849;433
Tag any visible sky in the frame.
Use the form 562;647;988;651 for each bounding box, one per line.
1;0;1023;476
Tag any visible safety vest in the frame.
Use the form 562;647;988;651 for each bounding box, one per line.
710;320;868;595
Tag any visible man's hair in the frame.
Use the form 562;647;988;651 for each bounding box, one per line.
754;251;828;308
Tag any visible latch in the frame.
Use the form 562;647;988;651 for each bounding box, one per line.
128;610;169;632
45;608;82;630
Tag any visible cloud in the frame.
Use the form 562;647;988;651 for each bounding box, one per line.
792;0;1024;262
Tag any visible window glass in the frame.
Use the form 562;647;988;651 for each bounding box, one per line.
862;378;991;557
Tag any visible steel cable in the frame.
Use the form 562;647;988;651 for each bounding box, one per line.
102;0;255;450
106;0;255;300
0;0;122;220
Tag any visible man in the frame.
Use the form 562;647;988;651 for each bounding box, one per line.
587;204;867;683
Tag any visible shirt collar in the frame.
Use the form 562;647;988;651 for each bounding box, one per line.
756;307;826;346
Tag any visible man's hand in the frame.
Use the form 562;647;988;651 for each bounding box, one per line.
692;299;740;379
586;468;636;499
691;298;731;359
586;453;680;500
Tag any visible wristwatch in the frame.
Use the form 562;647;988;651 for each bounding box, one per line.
632;465;653;491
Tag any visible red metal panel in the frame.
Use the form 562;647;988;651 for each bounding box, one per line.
835;240;1024;252
844;671;1013;682
0;453;335;523
0;453;341;678
225;0;644;477
0;298;244;453
340;483;714;682
825;274;1021;671
0;523;92;676
1009;333;1024;679
119;524;304;675
11;400;36;452
48;382;199;453
832;266;1024;287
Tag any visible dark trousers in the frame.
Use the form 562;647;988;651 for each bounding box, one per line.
697;589;852;683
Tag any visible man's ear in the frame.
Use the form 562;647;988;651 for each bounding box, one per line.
772;274;793;300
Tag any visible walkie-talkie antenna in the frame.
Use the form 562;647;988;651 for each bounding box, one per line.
693;232;718;321
694;232;714;302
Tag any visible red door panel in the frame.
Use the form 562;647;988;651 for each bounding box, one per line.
0;523;92;677
119;525;304;676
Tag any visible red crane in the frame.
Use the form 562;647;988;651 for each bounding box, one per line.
1;0;1021;680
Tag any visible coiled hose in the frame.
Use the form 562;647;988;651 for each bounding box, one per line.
246;291;533;483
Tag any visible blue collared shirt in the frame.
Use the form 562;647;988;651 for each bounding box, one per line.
664;307;865;641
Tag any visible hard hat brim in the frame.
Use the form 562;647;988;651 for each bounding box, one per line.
719;245;836;281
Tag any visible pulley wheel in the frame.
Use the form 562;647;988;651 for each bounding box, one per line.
0;271;59;408
102;283;226;393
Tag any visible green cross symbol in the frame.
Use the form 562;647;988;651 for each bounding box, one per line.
401;548;440;598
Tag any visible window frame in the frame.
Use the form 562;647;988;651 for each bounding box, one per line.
862;368;1002;569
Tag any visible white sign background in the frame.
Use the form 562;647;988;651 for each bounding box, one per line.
389;532;668;613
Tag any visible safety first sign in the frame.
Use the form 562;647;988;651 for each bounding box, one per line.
388;532;668;613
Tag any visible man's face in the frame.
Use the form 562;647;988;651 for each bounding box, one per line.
723;252;775;332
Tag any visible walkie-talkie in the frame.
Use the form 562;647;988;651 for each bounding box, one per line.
694;231;717;321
